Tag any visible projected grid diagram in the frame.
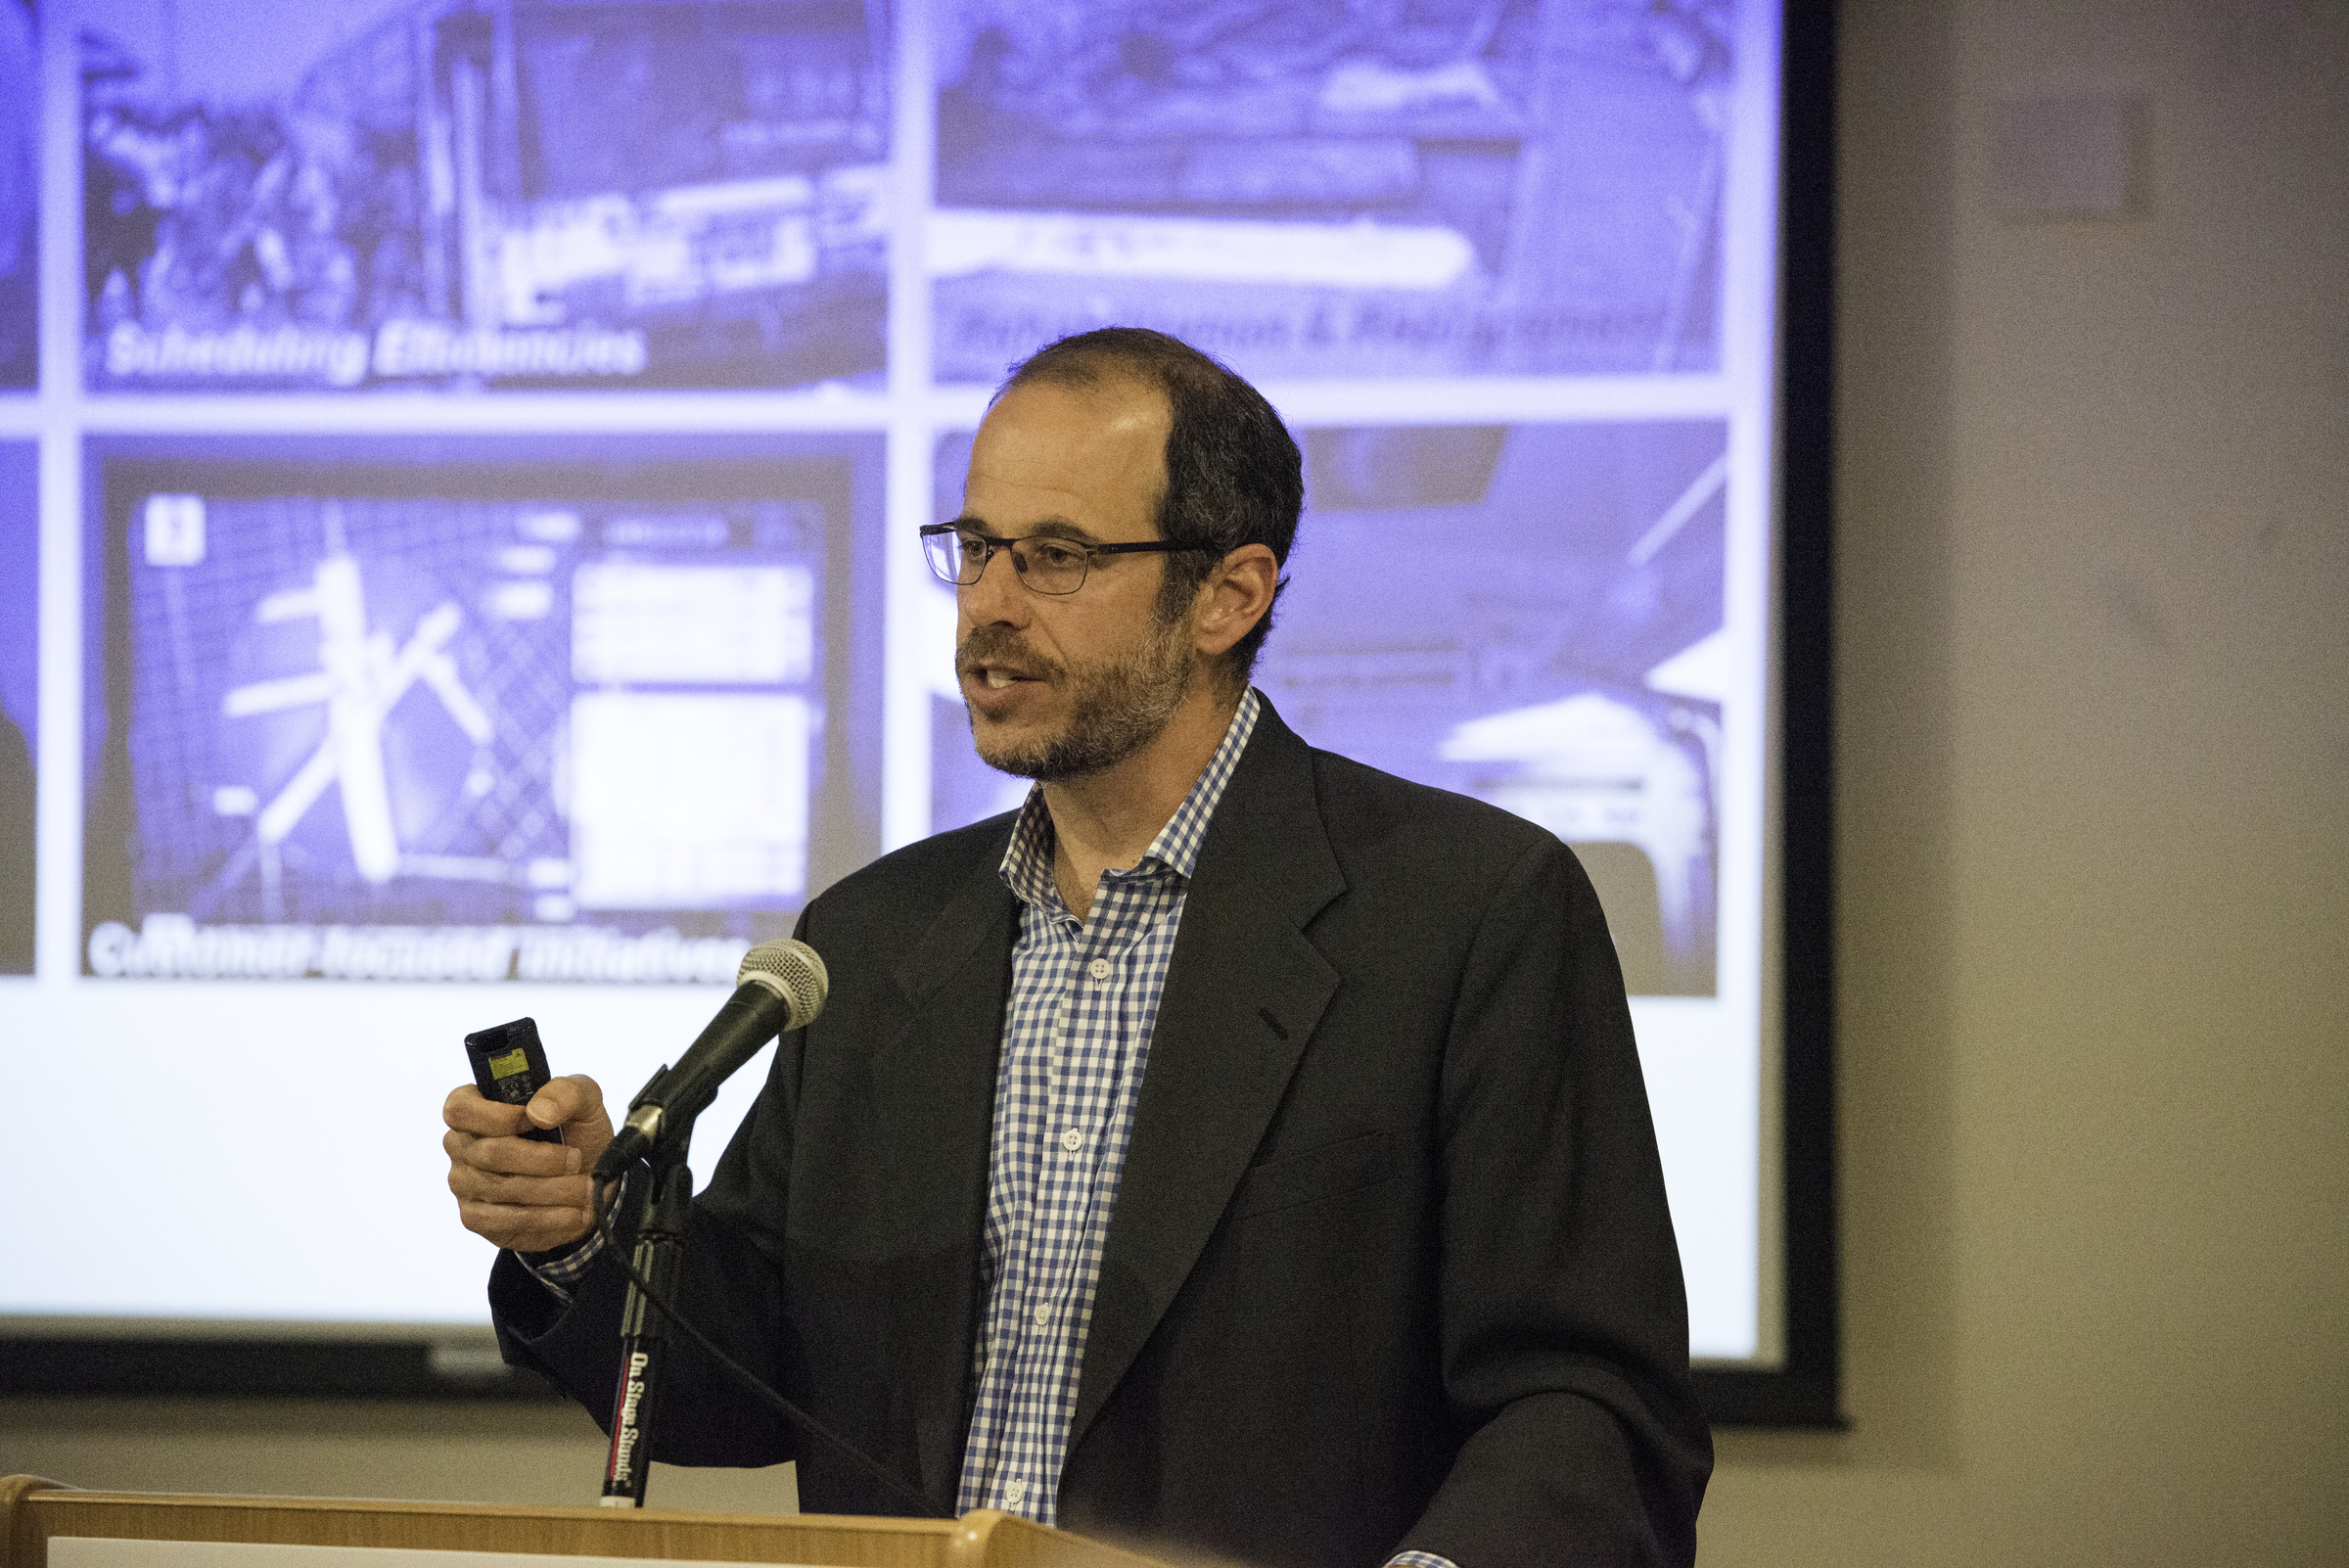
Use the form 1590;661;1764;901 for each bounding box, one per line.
933;0;1734;381
83;442;878;983
82;0;890;392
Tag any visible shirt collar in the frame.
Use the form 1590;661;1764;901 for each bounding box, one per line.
999;687;1264;910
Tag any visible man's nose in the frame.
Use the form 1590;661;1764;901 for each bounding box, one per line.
958;542;1029;622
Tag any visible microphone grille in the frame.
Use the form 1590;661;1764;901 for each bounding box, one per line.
737;938;829;1029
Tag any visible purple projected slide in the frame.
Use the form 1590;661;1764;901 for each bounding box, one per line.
933;0;1732;382
0;440;33;973
81;0;889;392
82;435;884;982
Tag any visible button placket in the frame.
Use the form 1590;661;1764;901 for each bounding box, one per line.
1045;989;1071;1122
959;700;1253;1525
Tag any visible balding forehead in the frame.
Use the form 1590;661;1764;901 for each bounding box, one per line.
964;375;1171;542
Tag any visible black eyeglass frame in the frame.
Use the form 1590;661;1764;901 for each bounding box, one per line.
918;522;1213;595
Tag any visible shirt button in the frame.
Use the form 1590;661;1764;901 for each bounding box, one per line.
1060;1127;1084;1153
1003;1477;1027;1506
1087;957;1111;981
1033;1302;1053;1327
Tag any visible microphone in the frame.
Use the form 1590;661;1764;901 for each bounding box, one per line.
592;939;828;1182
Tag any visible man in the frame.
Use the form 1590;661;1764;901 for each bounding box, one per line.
444;329;1712;1566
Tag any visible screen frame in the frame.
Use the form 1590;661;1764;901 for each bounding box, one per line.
5;0;1842;1429
1691;0;1840;1428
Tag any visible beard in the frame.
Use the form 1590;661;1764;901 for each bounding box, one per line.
958;614;1195;782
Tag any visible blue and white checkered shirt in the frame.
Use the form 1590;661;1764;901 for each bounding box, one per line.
530;688;1452;1566
951;689;1260;1521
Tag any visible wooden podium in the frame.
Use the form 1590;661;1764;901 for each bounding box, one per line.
2;1476;1175;1568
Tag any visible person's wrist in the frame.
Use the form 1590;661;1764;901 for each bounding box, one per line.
515;1227;594;1265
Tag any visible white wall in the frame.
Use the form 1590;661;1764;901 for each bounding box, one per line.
1703;1;2348;1561
6;3;2345;1560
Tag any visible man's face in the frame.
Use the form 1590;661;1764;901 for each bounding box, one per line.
952;376;1201;781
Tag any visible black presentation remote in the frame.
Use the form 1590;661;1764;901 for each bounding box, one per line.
464;1016;565;1143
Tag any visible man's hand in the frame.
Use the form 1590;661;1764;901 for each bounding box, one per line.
443;1074;616;1254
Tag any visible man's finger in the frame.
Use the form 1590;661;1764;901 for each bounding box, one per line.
455;1198;596;1254
443;1083;530;1136
445;1126;582;1176
447;1162;595;1211
523;1073;606;1131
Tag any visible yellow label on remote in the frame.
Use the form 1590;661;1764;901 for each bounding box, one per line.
487;1046;531;1081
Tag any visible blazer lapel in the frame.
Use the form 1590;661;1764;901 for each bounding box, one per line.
878;845;1020;1504
1070;705;1346;1450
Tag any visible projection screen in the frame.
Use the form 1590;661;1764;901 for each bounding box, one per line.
2;0;1834;1422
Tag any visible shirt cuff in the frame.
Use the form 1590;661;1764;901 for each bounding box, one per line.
516;1225;608;1303
516;1170;631;1302
1385;1553;1459;1568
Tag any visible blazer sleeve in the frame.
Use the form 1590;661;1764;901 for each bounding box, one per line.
1394;835;1714;1567
486;1019;811;1470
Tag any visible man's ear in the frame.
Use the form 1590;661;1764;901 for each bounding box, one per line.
1191;544;1279;658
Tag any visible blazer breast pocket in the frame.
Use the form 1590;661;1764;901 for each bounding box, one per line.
1223;1129;1397;1222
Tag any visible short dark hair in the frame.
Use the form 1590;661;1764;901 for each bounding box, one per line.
998;327;1301;690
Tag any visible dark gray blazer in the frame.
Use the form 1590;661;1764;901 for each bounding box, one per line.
492;701;1712;1567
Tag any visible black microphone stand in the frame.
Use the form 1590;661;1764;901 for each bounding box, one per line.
597;1117;698;1508
576;1091;952;1520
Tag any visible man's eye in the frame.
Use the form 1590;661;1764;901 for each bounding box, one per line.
1030;542;1085;571
954;531;991;554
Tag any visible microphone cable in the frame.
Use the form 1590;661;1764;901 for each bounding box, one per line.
585;1176;951;1519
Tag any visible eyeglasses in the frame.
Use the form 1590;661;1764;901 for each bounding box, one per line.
919;523;1207;596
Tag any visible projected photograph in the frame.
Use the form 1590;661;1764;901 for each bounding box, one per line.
81;0;890;392
0;442;33;973
0;1;29;388
1267;421;1727;993
82;435;885;982
923;418;1726;993
933;0;1735;382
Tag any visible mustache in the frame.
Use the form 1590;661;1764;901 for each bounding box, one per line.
955;626;1062;682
